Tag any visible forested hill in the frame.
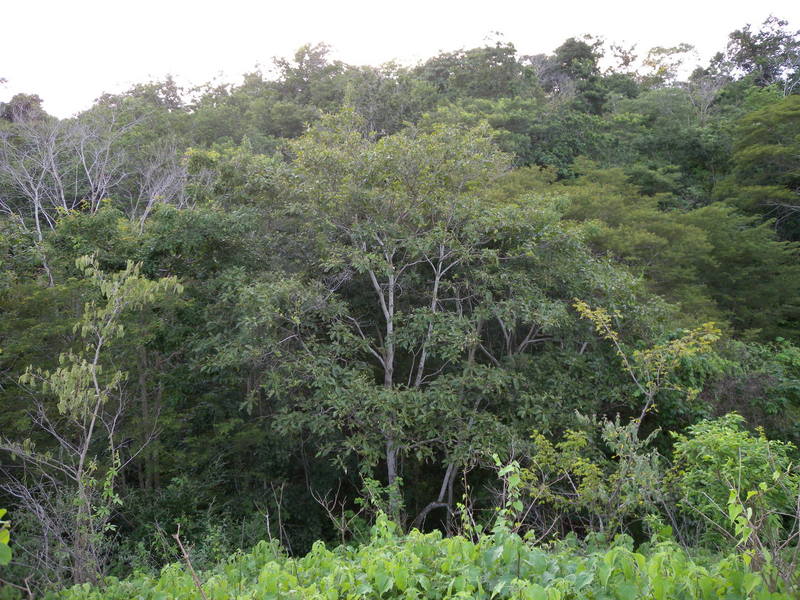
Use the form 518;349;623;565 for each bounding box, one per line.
1;15;800;597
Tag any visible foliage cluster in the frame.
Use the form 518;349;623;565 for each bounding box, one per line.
53;515;796;600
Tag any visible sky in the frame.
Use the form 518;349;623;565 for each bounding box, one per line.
2;1;799;117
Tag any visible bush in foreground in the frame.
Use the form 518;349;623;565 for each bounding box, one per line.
51;515;794;600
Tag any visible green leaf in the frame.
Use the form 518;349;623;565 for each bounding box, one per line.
0;543;11;566
613;582;638;600
491;580;507;598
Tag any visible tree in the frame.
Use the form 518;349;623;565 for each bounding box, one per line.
612;86;721;188
210;111;654;529
671;414;800;548
558;162;800;338
0;108;134;240
640;44;696;88
343;64;438;136
272;43;350;111
0;93;47;123
420;97;609;175
275;112;514;521
0;256;181;586
726;16;800;94
123;138;190;229
678;204;800;337
531;37;608;114
416;40;532;100
726;95;800;239
684;69;730;127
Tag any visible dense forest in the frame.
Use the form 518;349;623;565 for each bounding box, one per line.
2;14;800;599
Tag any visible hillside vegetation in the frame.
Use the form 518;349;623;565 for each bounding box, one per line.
1;15;800;599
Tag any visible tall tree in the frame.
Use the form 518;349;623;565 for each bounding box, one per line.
726;95;800;239
214;111;652;527
726;15;800;94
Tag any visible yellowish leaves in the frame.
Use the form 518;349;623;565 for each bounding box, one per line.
574;299;721;421
573;299;622;347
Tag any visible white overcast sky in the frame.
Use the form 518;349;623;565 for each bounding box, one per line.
2;1;799;117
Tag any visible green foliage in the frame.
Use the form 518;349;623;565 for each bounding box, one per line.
5;21;800;591
260;111;656;526
676;205;800;338
421;98;610;175
725;95;800;240
560;164;800;338
54;518;795;599
19;256;182;418
670;414;800;544
343;64;438;135
723;465;800;591
574;299;720;426
0;508;10;566
1;255;183;585
725;16;800;91
521;419;664;536
184;142;282;209
416;40;534;100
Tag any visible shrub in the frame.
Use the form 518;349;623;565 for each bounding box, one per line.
670;413;800;544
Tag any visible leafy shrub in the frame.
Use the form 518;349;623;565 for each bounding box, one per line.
520;418;664;538
52;513;795;599
670;413;800;544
